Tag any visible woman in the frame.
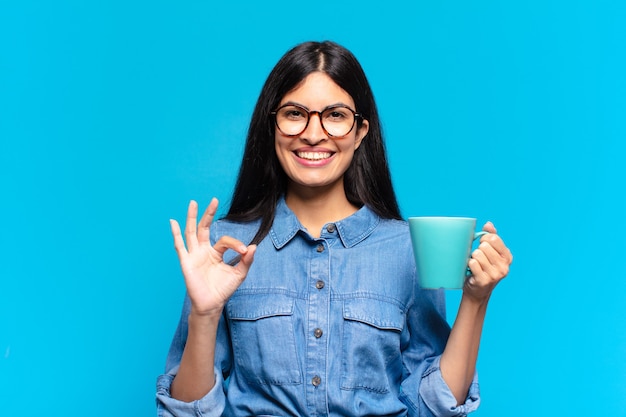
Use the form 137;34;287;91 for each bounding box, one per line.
157;41;513;417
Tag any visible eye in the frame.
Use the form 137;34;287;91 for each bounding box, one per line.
324;107;351;121
280;106;307;120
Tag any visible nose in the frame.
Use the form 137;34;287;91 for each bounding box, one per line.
301;112;327;144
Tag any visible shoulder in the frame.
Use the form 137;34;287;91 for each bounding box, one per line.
211;218;262;245
371;217;411;245
378;217;409;231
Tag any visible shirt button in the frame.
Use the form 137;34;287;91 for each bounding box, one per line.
315;280;325;290
311;376;321;387
314;328;323;338
316;244;324;253
326;224;336;233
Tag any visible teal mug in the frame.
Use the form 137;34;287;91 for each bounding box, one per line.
408;217;488;289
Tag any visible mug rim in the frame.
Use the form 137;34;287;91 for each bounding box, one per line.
408;216;477;221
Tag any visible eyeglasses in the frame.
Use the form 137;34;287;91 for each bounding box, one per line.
271;104;363;138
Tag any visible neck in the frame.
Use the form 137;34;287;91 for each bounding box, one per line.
285;181;359;238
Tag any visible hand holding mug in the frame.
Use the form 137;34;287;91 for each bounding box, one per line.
408;217;512;292
465;221;513;302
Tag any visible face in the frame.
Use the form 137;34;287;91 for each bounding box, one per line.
274;72;369;193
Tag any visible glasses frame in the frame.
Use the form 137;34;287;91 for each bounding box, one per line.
270;103;363;139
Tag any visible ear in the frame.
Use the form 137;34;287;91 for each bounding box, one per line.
354;119;369;150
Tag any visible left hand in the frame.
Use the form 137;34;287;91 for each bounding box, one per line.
464;221;513;303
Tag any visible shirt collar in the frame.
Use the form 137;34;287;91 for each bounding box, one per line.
269;196;380;249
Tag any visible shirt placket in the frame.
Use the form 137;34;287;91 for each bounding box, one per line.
305;223;336;415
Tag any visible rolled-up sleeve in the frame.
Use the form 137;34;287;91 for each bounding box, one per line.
418;356;480;417
399;285;481;416
156;366;226;417
156;290;232;417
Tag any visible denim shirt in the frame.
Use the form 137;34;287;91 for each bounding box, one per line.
157;198;480;417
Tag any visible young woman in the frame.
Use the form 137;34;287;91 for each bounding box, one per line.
157;41;513;417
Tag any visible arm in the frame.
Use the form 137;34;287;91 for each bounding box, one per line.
170;312;221;401
168;199;256;401
440;222;513;405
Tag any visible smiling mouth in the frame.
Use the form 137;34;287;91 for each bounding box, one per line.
295;151;333;161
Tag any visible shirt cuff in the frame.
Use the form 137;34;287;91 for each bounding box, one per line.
156;366;225;417
419;356;481;417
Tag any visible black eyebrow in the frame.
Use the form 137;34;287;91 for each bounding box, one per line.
280;101;310;111
279;101;355;112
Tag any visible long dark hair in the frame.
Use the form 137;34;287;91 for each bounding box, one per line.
225;41;401;245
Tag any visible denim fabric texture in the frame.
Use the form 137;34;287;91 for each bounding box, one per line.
157;197;480;416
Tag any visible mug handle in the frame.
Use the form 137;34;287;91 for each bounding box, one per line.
465;231;489;277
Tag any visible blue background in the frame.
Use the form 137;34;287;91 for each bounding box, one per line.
1;1;624;415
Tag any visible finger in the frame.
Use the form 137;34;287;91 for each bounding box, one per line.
213;236;249;258
470;247;499;280
215;245;256;301
478;242;511;278
184;200;199;251
170;219;188;258
467;257;484;281
197;198;218;244
235;244;257;276
481;221;497;234
480;233;513;264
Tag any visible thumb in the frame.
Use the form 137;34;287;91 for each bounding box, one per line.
482;221;497;234
235;244;257;275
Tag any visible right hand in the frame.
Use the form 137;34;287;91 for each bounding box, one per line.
170;198;256;317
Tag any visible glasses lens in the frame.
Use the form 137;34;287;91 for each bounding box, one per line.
321;106;356;137
274;105;357;137
275;105;308;136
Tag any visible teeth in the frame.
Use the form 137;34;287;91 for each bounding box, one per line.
296;151;332;160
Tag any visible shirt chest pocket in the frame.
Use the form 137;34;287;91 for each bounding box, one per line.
227;293;303;386
341;297;405;394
